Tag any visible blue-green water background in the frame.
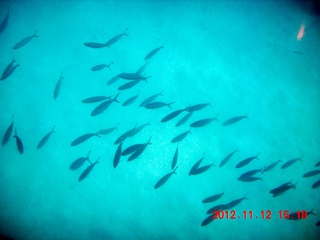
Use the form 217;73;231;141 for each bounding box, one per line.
0;0;320;239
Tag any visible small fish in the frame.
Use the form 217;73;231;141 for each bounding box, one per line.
154;166;178;189
113;142;122;168
239;167;265;178
122;90;139;106
13;128;23;154
190;160;215;175
2;115;14;146
286;209;315;220
315;161;320;167
219;147;239;167
262;158;282;172
206;204;230;214
82;96;111;103
119;72;150;80
107;73;121;85
118;79;145;90
187;103;211;112
0;60;19;80
54;71;63;100
128;121;151;138
90;93;120;116
237;176;263;182
127;137;152;161
317;219;320;226
13;30;38;50
0;5;9;34
98;123;119;135
227;195;248;209
84;42;108;48
189;154;205;175
161;106;189;123
78;156;100;182
171;146;179;170
302;170;320;178
144;101;174;109
189;113;219;128
71;131;100;146
69;151;91;170
105;28;128;47
139;91;164;107
176;111;193;127
114;124;137;145
202;192;224;203
135;62;150;75
121;143;145;156
235;153;260;168
171;129;191;143
91;62;114;71
37;125;55;150
312;179;320;189
270;181;297;197
201;214;216;226
281;156;303;169
145;45;164;60
222;115;248;126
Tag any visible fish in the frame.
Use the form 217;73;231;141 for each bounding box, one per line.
128;121;151;138
317;219;320;226
105;28;128;47
54;71;63;100
82;96;111;103
286;209;315;220
222;115;248;126
107;73;121;85
118;79;145;90
187;103;211;112
171;146;179;170
171;129;191;143
190;162;215;175
154;166;178;189
98;123;119;135
90;93;120;116
189;113;219;128
69;151;91;170
302;170;320;178
2;115;14;146
84;42;108;48
237;176;263;182
206;204;230;214
312;179;320;189
127;137;152;161
119;72;151;80
219;147;239;167
315;161;320;167
135;62;150;75
121;143;145;156
202;192;224;203
281;156;303;169
13;128;23;154
270;181;297;197
114;124;137;145
139;91;164;107
176;111;193;127
227;195;248;208
122;90;139;106
0;61;20;80
239;167;265;178
189;155;205;175
235;153;260;168
113;142;122;168
144;101;174;109
0;5;9;34
13;30;38;50
145;45;164;60
78;156;100;182
262;158;282;172
161;106;189;123
71;131;100;146
91;62;113;71
201;214;216;226
37;125;55;150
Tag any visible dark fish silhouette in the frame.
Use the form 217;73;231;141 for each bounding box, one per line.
219;147;239;167
69;151;91;170
201;214;215;226
71;131;100;146
145;101;174;109
107;73;121;85
105;28;128;47
2;115;13;146
37;125;55;150
202;192;224;203
176;111;193;127
187;103;211;112
91;62;113;71
13;128;23;154
206;203;230;214
281;156;303;169
82;96;111;103
121;143;144;156
235;153;260;168
302;170;320;178
78;156;100;182
119;73;150;80
114;124;137;145
128;121;151;138
171;129;191;143
154;166;178;189
286;209;315;220
227;195;248;208
190;113;219;128
317;219;320;226
135;62;150;75
239;167;265;178
312;179;320;189
222;115;248;126
139;91;163;107
0;59;19;81
237;176;263;182
171;146;179;170
118;79;146;90
128;137;152;161
315;161;320;167
0;5;9;34
113;142;122;168
54;71;63;100
90;93;120;116
262;158;282;172
13;30;38;49
122;90;139;106
98;123;119;135
190;159;215;176
189;154;204;175
145;45;163;60
161;106;189;123
84;42;108;48
270;181;297;197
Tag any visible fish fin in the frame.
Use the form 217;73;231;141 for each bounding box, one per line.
168;102;175;109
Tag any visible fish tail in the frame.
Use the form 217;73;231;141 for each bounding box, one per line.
168;102;175;109
309;208;316;215
34;30;39;37
214;112;220;122
113;92;120;102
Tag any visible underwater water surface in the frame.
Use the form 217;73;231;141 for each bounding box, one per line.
0;0;320;239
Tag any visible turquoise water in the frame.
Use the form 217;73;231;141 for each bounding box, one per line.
1;0;320;239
